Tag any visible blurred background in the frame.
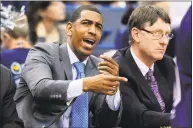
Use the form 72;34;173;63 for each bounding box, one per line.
1;1;191;56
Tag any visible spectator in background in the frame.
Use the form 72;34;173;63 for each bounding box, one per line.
26;2;67;45
138;2;170;14
72;1;126;8
0;4;31;86
0;64;24;128
1;15;31;50
172;5;192;128
114;1;137;49
0;3;31;50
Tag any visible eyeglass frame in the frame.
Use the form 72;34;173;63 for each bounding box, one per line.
139;28;174;40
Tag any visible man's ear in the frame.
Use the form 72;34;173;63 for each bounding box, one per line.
66;22;73;36
131;27;140;43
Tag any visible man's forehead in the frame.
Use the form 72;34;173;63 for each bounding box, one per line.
144;18;171;32
79;10;103;22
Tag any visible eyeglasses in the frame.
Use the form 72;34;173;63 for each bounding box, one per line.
140;28;174;40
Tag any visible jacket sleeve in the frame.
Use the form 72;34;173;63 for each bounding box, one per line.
21;43;71;102
91;93;122;128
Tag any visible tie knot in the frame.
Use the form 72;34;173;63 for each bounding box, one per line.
146;69;156;83
73;62;85;73
146;69;154;77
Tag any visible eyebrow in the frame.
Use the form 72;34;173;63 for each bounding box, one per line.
152;29;171;33
81;19;103;29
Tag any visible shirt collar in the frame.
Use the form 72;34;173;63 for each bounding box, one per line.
67;43;88;65
130;47;154;76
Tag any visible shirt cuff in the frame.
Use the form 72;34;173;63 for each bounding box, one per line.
105;87;121;111
67;79;84;100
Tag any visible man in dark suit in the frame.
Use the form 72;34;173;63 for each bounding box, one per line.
14;5;127;128
0;64;24;128
113;5;175;128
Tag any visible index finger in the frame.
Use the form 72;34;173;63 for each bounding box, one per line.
116;76;128;82
109;76;128;82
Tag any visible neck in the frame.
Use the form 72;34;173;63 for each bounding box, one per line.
131;45;155;68
41;19;56;34
67;40;87;62
77;55;87;62
10;39;31;49
9;40;18;49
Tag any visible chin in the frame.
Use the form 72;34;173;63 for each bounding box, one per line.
81;50;93;57
155;55;164;60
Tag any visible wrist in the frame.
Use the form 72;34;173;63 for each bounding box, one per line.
83;78;90;92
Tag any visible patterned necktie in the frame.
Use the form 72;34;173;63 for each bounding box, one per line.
146;69;165;112
71;62;88;128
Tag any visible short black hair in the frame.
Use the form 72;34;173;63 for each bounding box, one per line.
128;5;171;39
70;5;102;22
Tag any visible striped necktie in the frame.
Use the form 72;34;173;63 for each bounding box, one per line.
146;69;165;112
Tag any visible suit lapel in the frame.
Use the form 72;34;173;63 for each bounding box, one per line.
59;43;73;80
154;64;170;106
124;49;159;105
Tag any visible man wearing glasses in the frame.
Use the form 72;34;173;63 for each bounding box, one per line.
113;5;175;128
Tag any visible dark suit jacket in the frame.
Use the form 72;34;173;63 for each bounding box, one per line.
0;64;24;128
113;47;175;128
14;43;121;128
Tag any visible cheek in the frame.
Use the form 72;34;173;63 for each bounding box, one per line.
2;41;9;47
96;31;102;41
140;43;154;55
46;10;62;20
2;37;8;44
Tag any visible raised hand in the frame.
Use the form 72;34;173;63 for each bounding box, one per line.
98;55;119;76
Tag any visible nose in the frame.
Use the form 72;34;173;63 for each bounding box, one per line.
159;35;169;45
88;25;96;35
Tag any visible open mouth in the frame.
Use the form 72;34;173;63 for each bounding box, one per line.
83;38;95;45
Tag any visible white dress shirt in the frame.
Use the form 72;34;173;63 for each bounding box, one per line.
61;43;121;128
130;47;154;76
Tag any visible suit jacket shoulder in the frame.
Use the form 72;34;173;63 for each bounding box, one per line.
31;42;60;58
